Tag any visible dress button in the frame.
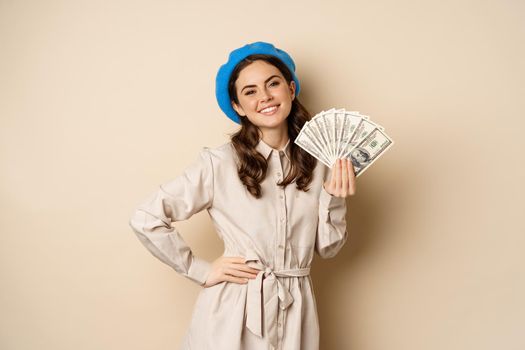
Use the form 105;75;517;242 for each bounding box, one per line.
280;217;284;222
277;172;281;176
278;244;284;249
278;322;282;327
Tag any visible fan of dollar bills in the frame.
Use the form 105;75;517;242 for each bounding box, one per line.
294;107;394;177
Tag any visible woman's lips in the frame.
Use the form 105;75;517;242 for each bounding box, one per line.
259;105;279;116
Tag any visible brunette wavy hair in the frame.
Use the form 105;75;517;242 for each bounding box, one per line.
228;54;317;199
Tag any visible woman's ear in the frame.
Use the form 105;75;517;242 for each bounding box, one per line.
289;81;296;100
232;101;246;117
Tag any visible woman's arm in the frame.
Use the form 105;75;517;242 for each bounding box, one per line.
128;148;214;286
315;184;349;258
315;158;355;258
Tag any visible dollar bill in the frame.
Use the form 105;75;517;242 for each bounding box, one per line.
311;113;334;161
295;122;332;167
335;111;365;159
295;107;394;176
341;127;394;177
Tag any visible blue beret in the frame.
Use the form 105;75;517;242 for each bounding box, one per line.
215;41;301;124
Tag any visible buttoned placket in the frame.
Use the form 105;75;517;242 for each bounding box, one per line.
273;149;288;349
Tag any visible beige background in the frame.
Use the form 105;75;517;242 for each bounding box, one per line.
1;0;524;349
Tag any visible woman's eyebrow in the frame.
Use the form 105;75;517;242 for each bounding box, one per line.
241;75;281;93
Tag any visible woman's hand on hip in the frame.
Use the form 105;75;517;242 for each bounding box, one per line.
203;256;261;288
323;158;356;197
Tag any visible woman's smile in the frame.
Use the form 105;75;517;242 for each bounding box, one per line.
259;104;280;115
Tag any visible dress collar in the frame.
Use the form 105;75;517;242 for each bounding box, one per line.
255;138;291;161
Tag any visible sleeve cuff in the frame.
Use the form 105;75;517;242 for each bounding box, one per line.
186;255;212;286
319;184;346;211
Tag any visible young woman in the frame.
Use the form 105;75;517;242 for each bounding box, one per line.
129;41;356;350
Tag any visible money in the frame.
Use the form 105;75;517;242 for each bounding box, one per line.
294;107;394;177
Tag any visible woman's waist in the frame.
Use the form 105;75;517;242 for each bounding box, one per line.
223;245;312;273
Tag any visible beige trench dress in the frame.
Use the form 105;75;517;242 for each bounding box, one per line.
128;138;348;350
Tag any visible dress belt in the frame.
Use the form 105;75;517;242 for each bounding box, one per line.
244;252;310;348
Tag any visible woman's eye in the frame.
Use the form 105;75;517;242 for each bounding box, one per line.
245;90;255;95
269;81;280;87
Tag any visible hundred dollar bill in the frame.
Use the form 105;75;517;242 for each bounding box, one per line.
309;108;350;164
334;111;345;160
335;111;365;159
303;110;333;161
329;108;347;157
338;118;382;160
324;111;338;163
312;112;334;161
295;122;332;167
342;127;394;177
303;123;331;164
311;111;333;161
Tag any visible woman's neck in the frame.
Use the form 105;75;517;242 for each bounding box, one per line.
260;126;289;151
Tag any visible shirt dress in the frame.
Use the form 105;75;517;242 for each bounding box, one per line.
128;138;348;350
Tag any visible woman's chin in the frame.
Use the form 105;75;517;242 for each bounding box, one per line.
258;116;287;128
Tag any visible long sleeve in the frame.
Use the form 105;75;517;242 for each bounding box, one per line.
314;184;349;259
128;147;214;286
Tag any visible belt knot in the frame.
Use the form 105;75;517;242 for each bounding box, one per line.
243;251;310;348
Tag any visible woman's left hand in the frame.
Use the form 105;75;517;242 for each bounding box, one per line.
323;158;356;197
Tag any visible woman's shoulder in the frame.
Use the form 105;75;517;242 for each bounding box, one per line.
200;141;237;164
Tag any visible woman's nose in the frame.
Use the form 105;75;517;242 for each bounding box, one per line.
259;89;272;101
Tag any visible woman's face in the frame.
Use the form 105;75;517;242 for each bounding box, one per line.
231;60;295;133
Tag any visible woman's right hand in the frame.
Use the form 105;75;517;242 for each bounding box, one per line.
203;256;261;288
